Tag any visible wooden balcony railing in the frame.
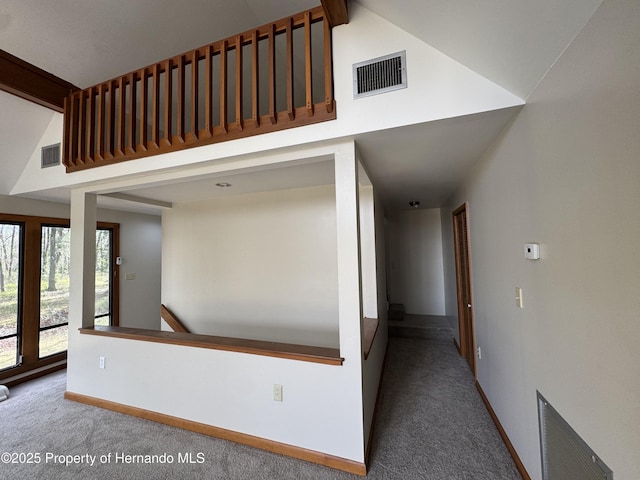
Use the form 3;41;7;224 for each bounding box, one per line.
63;6;336;173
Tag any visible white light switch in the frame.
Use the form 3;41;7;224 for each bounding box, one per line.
516;288;523;309
125;272;136;281
273;384;283;402
99;356;105;369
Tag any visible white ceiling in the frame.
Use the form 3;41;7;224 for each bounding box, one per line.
0;0;318;88
0;1;603;213
121;159;336;206
358;0;603;99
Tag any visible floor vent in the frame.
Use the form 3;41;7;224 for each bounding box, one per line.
41;143;61;168
538;392;613;480
353;51;407;99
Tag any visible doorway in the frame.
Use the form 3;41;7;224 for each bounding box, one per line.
452;203;475;374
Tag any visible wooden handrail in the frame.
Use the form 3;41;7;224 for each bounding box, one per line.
160;304;190;333
63;6;336;172
80;326;343;366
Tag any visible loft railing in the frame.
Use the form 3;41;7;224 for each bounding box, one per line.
63;6;335;173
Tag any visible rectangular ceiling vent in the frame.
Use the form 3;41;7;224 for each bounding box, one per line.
353;51;407;99
41;143;61;169
538;392;613;480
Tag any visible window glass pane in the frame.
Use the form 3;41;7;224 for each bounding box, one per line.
0;337;18;370
0;223;21;370
39;325;68;358
39;226;70;358
95;229;111;323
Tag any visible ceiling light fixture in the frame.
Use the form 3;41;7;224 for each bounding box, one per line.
216;182;232;188
409;200;420;208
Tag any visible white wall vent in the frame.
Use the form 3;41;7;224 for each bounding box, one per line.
41;143;61;168
353;51;407;99
538;392;613;480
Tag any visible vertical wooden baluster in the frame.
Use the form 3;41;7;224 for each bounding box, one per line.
137;69;148;152
286;17;294;121
62;95;71;168
77;90;86;164
127;72;136;155
176;55;185;142
220;40;228;134
252;30;259;128
323;14;334;114
116;76;126;157
162;59;172;148
235;35;243;131
189;51;199;141
151;64;160;149
268;24;276;124
69;93;79;167
96;84;105;161
304;12;314;117
202;44;213;138
87;87;95;162
106;81;115;159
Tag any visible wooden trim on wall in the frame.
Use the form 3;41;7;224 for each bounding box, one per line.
64;391;367;476
475;381;532;480
0;49;79;112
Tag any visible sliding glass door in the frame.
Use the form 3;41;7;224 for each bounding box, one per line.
39;225;71;358
0;223;23;370
95;227;114;326
1;215;120;380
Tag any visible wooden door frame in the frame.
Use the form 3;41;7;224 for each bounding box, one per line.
97;222;120;327
452;202;476;376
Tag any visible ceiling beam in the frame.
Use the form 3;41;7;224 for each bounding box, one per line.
321;0;349;27
0;49;79;113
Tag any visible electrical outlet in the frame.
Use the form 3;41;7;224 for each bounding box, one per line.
273;384;283;402
477;347;482;360
99;356;105;369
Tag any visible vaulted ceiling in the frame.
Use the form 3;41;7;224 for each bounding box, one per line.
0;0;604;212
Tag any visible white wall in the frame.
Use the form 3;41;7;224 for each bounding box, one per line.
361;184;388;454
388;208;445;315
441;1;640;478
97;209;162;330
67;143;368;465
161;184;339;347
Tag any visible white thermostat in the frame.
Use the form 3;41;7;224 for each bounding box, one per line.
524;243;540;260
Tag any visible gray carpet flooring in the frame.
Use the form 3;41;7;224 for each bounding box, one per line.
0;328;520;479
